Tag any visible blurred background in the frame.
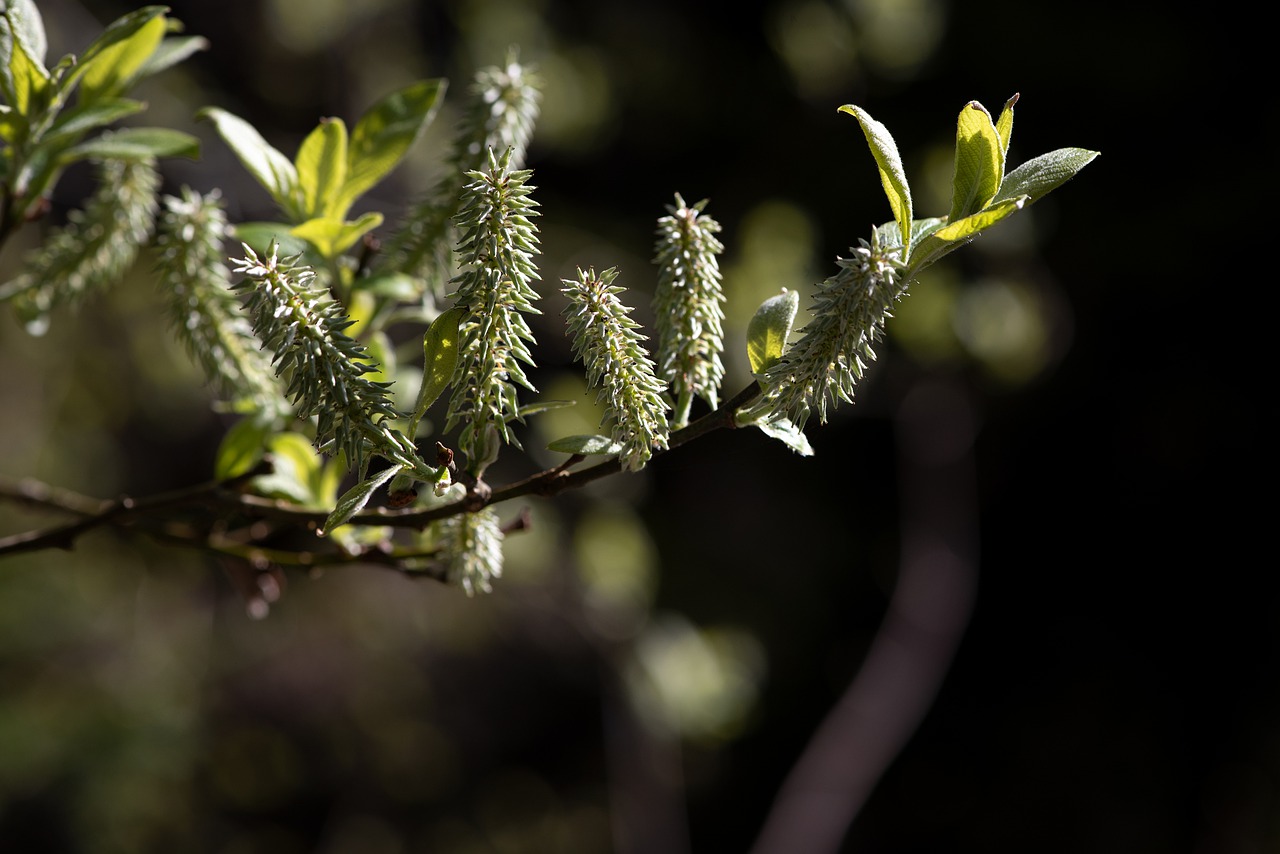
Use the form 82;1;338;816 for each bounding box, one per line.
0;0;1265;852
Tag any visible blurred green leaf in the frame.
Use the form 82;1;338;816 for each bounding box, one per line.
0;0;48;95
42;98;145;145
134;34;208;80
214;417;271;481
231;222;309;258
60;126;199;162
198;107;300;216
289;212;382;259
335;78;446;218
253;433;325;506
547;434;622;455
77;11;165;104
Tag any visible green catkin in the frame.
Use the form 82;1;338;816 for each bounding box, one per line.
435;507;504;596
444;148;542;475
652;194;726;428
561;266;670;473
155;188;286;417
377;53;541;296
231;244;429;477
2;159;159;333
763;233;906;428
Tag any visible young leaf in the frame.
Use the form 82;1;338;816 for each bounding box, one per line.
198;107;301;217
0;0;47;86
60;126;199;162
752;416;814;456
411;306;463;428
231;222;309;258
42;98;146;145
547;435;622;455
995;92;1018;157
993;147;1100;206
335;78;446;218
214;417;271;481
906;198;1025;277
949;101;1004;222
295;117;348;219
254;432;326;506
135;34;209;80
839;104;913;257
58;6;166;94
746;288;800;375
5;35;47;116
289;212;382;259
77;12;165;104
322;463;404;535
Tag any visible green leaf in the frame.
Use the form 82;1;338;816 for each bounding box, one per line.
906;197;1026;277
289;211;382;259
547;435;622;455
746;288;799;374
517;399;576;417
198;107;300;216
949;101;1004;222
993;147;1100;206
995;93;1018;157
77;12;166;104
253;432;324;506
753;416;814;456
322;463;403;535
0;0;47;86
335;78;446;218
411;306;463;425
59;6;167;94
42;97;145;145
6;35;48;116
295;117;348;219
60;126;199;162
231;222;309;258
214;417;271;480
135;34;208;80
839;104;913;257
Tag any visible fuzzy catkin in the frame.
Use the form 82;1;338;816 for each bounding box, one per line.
764;235;906;428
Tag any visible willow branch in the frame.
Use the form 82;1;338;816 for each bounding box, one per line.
1;383;761;561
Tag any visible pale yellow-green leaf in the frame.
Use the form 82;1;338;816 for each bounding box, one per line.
949;101;1004;222
295;117;348;219
839;104;913;257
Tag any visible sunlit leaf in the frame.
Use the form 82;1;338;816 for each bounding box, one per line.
746;288;799;374
77;12;165;103
839;104;913;256
198;107;300;216
949;101;1003;222
412;306;463;423
547;434;622;455
289;212;382;259
335;78;446;217
322;463;403;535
994;147;1100;206
60;126;199;162
295;117;348;219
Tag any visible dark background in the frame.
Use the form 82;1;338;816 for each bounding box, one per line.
0;1;1266;852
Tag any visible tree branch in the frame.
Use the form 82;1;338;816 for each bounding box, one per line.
0;383;762;563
